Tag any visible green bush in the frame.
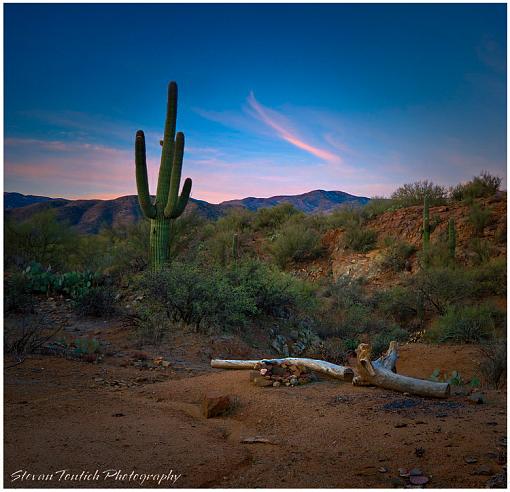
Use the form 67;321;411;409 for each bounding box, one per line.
342;226;377;252
325;206;363;229
468;203;493;236
4;273;34;313
371;326;408;357
361;197;399;219
427;303;505;343
468;258;506;296
391;180;447;207
450;171;502;201
270;221;323;267
253;203;300;230
226;259;318;318
374;286;420;324
381;238;416;272
140;262;257;333
479;341;506;389
139;259;316;334
73;286;117;317
468;238;493;265
411;267;477;315
133;306;169;345
4;209;80;271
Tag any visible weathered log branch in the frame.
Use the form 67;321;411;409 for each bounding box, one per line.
211;357;354;382
353;341;450;398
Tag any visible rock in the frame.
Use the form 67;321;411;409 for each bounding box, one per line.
467;392;486;404
409;468;422;476
399;468;410;477
201;394;233;418
252;376;273;387
485;471;507;488
473;465;494;476
162;360;171;368
378;467;388;473
272;381;281;387
464;456;478;464
395;422;408;428
409;475;429;485
271;366;288;377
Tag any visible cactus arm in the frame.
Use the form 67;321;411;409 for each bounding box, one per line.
164;131;185;217
155;81;178;206
135;130;156;219
167;177;192;219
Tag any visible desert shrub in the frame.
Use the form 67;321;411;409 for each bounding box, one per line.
325;206;363;229
479;340;507;389
371;326;408;357
270;221;323;267
226;259;318;318
427;303;505;343
4;273;34;313
4;209;80;271
132;306;169;346
391;180;447;207
468;258;507;296
215;208;253;233
468;203;493;236
468;238;493;265
73;285;117;317
338;303;373;338
450;171;502;201
374;286;420;324
140;262;257;333
205;230;238;266
4;314;61;357
342;226;377;252
411;267;477;315
494;223;506;244
326;276;367;310
361;197;399;219
317;337;348;365
381;237;416;272
253;203;300;230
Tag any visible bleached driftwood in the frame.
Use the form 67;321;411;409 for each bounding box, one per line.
353;341;450;399
211;357;354;382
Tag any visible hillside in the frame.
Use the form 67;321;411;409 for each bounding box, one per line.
222;189;369;212
4;190;369;234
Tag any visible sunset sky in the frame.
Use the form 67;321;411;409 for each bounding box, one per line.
4;4;506;203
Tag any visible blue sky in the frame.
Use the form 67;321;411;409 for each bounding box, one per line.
4;4;507;202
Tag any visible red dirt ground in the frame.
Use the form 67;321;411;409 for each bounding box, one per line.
4;341;506;488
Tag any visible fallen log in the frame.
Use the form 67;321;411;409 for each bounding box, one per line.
211;357;354;382
353;341;450;399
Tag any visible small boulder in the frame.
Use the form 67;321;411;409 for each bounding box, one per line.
202;394;234;418
467;392;486;405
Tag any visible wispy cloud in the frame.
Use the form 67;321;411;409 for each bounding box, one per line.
246;92;342;164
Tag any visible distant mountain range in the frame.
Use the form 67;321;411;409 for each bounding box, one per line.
4;190;370;234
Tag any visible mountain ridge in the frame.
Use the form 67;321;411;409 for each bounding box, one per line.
4;190;370;234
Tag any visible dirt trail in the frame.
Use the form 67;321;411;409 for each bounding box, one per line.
4;344;506;488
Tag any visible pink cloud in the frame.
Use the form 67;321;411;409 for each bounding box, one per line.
246;92;342;164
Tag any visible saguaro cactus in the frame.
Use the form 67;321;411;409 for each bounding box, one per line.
135;82;192;270
448;218;456;260
423;194;430;252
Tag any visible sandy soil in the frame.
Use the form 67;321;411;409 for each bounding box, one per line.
4;339;506;488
